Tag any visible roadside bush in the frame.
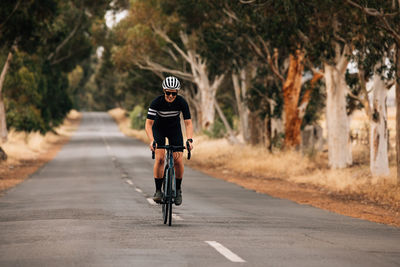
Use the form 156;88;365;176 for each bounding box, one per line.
203;118;226;139
6;100;48;133
129;105;146;130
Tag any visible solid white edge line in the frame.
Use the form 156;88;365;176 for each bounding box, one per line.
205;241;246;263
172;214;183;221
146;198;157;205
126;180;133;185
135;187;143;193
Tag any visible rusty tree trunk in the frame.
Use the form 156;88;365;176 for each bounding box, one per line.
396;45;400;183
282;50;305;149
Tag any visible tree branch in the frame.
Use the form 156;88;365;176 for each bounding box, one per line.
47;10;84;61
223;7;240;22
153;27;192;64
214;100;242;144
136;59;194;82
164;47;179;62
0;0;22;30
247;36;264;58
240;0;256;4
258;36;285;82
345;0;400;42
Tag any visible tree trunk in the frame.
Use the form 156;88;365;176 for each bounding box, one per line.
370;69;390;176
232;69;251;143
148;29;225;131
282;50;305;149
214;101;241;144
324;62;352;168
0;50;13;143
396;45;400;183
193;65;225;130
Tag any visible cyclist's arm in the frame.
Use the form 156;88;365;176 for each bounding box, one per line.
184;119;194;149
145;119;155;150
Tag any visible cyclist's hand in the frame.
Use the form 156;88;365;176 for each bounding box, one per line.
187;140;194;151
149;141;156;151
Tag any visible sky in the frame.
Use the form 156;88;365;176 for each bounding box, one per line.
105;10;128;28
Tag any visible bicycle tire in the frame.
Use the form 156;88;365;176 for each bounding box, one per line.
162;166;169;224
167;167;174;226
168;201;173;226
163;201;168;224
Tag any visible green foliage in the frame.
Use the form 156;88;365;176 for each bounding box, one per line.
302;77;326;128
0;0;114;133
203;118;226;139
6;100;47;133
129;105;146;130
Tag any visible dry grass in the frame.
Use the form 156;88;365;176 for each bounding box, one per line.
0;110;82;191
191;135;400;213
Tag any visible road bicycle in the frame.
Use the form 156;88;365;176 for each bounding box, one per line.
152;141;191;226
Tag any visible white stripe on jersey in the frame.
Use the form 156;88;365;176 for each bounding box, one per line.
149;108;157;112
158;110;180;114
157;113;180;118
148;112;156;116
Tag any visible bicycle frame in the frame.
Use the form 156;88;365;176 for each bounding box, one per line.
152;142;191;226
163;147;177;202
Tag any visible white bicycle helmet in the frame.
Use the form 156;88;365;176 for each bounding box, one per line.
162;76;181;90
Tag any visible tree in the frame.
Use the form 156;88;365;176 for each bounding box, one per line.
344;0;400;181
113;0;226;130
0;0;57;141
232;1;322;149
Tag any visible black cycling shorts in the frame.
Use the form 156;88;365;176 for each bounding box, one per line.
152;126;184;152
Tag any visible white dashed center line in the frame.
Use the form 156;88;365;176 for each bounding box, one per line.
172;214;183;221
125;179;133;185
205;241;246;263
146;198;157;205
135;188;143;193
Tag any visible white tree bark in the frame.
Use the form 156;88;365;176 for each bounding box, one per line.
142;29;225;130
0;50;13;143
370;68;390;176
232;67;251;143
324;45;352;168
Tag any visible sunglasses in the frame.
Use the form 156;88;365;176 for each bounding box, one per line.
164;91;177;96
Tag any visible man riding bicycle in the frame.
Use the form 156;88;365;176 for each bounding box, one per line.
145;76;194;206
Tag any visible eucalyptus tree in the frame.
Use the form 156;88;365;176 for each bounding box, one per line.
0;0;58;142
233;0;325;149
344;0;400;181
113;0;227;130
295;0;366;168
0;0;114;153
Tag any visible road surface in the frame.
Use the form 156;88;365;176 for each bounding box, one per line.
0;112;399;266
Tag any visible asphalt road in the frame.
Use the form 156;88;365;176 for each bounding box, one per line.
0;112;399;267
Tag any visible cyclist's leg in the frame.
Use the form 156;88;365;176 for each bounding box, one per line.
153;127;166;202
166;129;184;180
153;126;166;178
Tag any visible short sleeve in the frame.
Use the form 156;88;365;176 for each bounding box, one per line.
147;99;158;120
181;97;191;120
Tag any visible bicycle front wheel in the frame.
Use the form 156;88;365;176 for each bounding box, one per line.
168;201;172;226
162;201;168;224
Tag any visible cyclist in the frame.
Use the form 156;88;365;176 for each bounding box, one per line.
145;76;194;206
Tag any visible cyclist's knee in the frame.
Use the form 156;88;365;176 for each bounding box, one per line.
174;156;183;165
155;157;165;166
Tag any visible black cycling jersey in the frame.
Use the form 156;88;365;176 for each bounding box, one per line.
147;95;191;150
146;95;191;130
